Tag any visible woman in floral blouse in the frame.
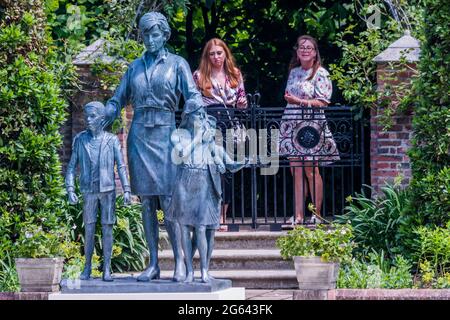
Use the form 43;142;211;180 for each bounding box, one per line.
279;35;339;225
193;38;247;231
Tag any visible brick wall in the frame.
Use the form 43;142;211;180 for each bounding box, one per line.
370;63;416;194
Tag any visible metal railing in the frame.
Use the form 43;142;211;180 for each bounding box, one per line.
175;94;366;231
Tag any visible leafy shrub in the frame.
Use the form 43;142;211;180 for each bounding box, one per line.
407;167;450;226
335;184;410;260
0;253;19;292
411;222;450;287
276;223;354;263
337;251;413;289
416;260;450;289
61;241;102;280
0;0;72;267
408;0;450;227
15;225;66;258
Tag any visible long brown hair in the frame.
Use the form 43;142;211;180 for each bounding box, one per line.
197;38;242;97
288;35;322;81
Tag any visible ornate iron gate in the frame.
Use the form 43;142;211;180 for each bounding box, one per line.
176;93;366;231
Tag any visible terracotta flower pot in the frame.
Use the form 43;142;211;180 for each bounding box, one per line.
293;256;339;290
15;258;64;292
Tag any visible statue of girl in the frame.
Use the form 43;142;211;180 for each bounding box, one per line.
166;106;245;282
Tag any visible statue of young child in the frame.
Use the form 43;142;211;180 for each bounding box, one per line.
166;106;245;283
65;101;131;281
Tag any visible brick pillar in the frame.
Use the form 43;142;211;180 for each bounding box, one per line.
371;31;420;194
370;63;415;193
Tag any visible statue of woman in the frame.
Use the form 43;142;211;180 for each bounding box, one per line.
104;12;205;282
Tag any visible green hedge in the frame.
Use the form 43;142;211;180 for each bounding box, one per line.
408;0;450;226
0;1;69;263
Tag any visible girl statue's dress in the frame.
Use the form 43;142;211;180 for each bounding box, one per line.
166;114;244;282
166;116;243;230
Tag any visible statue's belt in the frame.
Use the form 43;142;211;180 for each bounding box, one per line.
134;106;175;127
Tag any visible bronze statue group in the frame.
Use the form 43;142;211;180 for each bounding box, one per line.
66;11;338;283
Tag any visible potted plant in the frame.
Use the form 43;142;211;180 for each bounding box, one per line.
14;224;66;292
276;222;354;290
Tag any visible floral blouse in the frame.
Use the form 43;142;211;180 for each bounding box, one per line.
193;70;247;108
286;66;332;103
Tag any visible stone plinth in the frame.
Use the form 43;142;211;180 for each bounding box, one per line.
49;287;245;300
60;276;232;294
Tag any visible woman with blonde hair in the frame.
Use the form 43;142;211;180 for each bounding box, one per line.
193;38;247;231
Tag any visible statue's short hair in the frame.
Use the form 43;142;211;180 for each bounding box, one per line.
139;12;171;40
83;101;105;115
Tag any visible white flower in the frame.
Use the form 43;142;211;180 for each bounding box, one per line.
25;232;33;239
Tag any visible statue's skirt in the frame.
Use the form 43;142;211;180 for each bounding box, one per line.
127;122;176;196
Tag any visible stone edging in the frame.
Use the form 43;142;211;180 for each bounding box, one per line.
0;292;49;300
294;289;450;300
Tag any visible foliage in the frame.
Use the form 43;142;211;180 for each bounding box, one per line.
66;193;168;273
91;36;144;92
337;251;413;288
171;0;359;105
407;167;450;227
335;184;410;261
0;253;19;292
329;0;423;123
45;0;189;52
0;0;72;266
407;0;450;227
412;222;450;286
276;223;354;263
15;225;66;258
61;240;102;279
43;1;421;108
417;260;450;289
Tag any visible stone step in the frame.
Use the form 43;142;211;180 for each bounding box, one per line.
158;249;293;270
159;270;299;290
160;231;287;250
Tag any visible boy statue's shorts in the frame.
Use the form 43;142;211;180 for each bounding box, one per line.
82;191;116;225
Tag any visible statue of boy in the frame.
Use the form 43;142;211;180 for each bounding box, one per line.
66;101;131;282
167;110;245;282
